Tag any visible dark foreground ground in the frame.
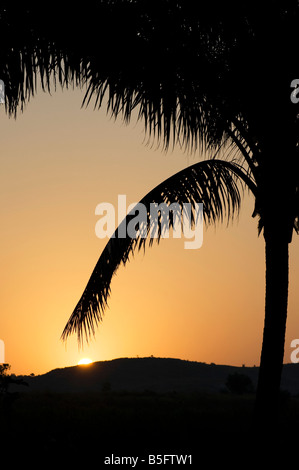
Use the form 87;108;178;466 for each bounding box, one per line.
1;389;299;465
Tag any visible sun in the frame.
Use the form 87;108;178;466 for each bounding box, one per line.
78;358;93;365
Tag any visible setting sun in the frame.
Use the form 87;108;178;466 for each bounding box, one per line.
78;358;93;365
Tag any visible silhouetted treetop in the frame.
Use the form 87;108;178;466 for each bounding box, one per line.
1;2;298;151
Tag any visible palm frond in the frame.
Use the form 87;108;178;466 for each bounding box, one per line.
61;158;256;344
1;2;280;152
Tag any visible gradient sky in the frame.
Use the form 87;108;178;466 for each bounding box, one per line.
1;84;299;376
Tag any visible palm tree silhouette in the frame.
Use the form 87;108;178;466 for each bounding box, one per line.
1;2;298;427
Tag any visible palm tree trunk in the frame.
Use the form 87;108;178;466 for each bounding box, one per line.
254;230;289;428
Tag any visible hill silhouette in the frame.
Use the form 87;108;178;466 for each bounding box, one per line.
3;357;299;463
13;357;299;395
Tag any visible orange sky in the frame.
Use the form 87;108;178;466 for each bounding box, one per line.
1;85;299;376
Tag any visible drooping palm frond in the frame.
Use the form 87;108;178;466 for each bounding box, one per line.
61;158;257;344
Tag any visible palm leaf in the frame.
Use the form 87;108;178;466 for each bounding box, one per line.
61;158;256;344
0;3;271;152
